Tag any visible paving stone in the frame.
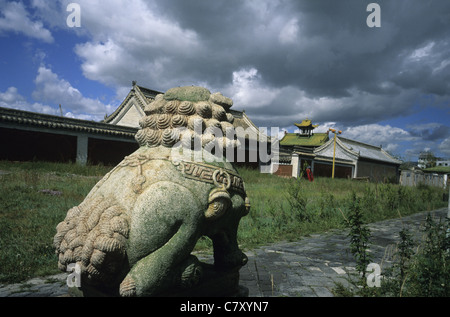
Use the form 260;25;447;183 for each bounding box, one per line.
9;291;33;297
330;267;347;275
283;285;316;297
311;286;334;297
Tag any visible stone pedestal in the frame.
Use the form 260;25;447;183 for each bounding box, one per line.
158;263;248;297
68;261;248;297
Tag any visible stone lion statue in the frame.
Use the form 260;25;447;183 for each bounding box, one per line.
53;86;250;297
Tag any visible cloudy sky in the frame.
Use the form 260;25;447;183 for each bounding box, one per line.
0;0;449;161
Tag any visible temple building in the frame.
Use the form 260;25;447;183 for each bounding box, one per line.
273;120;402;182
294;119;319;137
102;83;161;128
0;106;138;165
102;82;268;168
274;119;329;177
0;82;267;167
278;119;328;152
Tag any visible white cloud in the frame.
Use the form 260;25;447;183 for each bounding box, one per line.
279;18;299;45
408;42;435;61
314;122;337;134
0;1;53;43
0;65;116;121
222;67;418;135
31;65;115;120
0;86;59;115
438;137;450;157
1;0;449;161
68;0;200;90
343;124;415;152
225;68;281;109
0;87;25;104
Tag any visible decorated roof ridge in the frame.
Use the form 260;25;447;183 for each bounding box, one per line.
314;136;402;165
314;137;359;157
294;118;319;129
102;89;135;123
103;83;163;124
99;83;269;144
0;106;137;137
220;110;271;142
228;109;244;117
338;136;401;161
280;132;329;146
135;85;163;100
338;136;385;150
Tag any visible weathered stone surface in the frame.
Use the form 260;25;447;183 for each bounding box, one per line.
138;87;237;150
164;86;211;102
54;86;249;297
209;92;233;109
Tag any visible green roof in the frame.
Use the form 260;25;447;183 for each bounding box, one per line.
294;119;319;129
280;133;329;147
423;166;450;174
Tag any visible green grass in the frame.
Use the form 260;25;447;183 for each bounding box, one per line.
0;161;447;284
235;167;447;249
0;161;112;283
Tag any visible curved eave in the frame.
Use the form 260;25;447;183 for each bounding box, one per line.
103;85;160;124
314;136;402;166
0;107;137;138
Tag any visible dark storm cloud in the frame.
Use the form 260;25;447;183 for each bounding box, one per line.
0;0;450;158
155;1;448;89
408;124;450;141
146;0;450;130
24;0;450;157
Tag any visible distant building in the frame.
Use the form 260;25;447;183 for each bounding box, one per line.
400;168;449;189
417;151;437;169
273;121;402;181
274;119;329;177
436;159;450;167
279;119;329;152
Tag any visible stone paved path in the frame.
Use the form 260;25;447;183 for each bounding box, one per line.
240;207;448;297
0;208;447;297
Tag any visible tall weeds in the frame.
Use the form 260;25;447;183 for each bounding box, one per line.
346;192;372;279
0;162;447;283
239;170;446;252
335;214;450;297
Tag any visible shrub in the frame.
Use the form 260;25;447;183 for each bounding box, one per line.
335;213;450;297
404;215;450;296
346;192;372;279
285;176;310;222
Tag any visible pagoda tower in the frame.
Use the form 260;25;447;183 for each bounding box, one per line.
294;118;319;137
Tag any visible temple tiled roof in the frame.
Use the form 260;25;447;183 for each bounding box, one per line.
338;137;401;164
103;83;269;143
313;136;402;165
136;85;163;102
103;85;162;124
280;132;329;147
0;106;137;138
228;110;267;142
294;119;319;129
